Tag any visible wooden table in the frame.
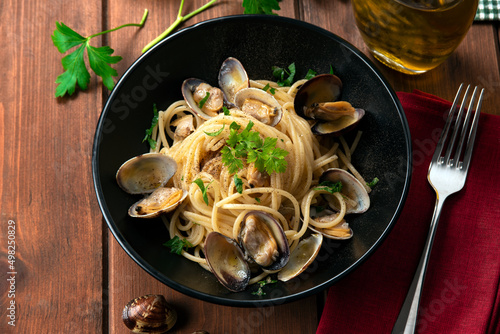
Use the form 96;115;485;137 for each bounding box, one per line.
1;1;499;333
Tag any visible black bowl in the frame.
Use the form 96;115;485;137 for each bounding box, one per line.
92;15;412;307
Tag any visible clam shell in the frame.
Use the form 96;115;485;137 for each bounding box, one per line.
311;108;365;136
238;211;290;271
116;153;177;195
233;87;283;126
204;232;251;292
319;168;370;214
293;73;343;119
218;57;249;106
277;233;323;282
122;294;177;333
128;188;188;218
181;78;223;120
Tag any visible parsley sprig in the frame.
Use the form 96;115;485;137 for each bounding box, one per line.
52;9;148;97
193;178;213;205
251;277;278;296
242;0;282;15
143;104;159;149
314;180;343;194
221;121;289;175
163;236;193;255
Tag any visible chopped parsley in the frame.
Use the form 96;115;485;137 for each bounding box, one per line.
304;69;317;80
204;124;225;137
272;62;296;86
163;236;193;255
314;180;343;194
223;106;231;115
262;83;276;95
142;104;159;149
193;178;213;205
234;175;244;194
221;121;289;175
367;177;379;188
198;91;210;108
252;277;278;296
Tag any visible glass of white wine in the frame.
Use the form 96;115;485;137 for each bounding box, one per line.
351;0;479;74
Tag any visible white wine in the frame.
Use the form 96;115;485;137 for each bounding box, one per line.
351;0;479;74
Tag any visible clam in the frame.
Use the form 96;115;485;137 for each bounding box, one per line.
319;168;370;214
122;294;177;333
277;233;323;282
182;78;224;119
218;57;250;106
234;88;283;126
311;107;365;136
116;153;178;195
293;74;364;136
238;211;290;271
204;232;251;292
128;187;188;218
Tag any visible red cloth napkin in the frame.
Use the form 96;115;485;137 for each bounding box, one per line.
316;90;500;334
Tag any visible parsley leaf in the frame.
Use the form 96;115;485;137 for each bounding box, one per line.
304;69;317;80
163;236;193;255
272;62;296;86
262;83;276;95
142;104;159;149
223;106;231;115
204;124;225;137
251;277;278;296
234;175;244;194
193;178;213;205
52;9;148;97
198;92;210;108
367;177;379;188
242;0;282;15
314;181;343;194
221;121;289;175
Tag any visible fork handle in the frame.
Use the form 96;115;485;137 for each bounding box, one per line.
392;195;448;334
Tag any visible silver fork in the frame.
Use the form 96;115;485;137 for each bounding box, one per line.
392;84;484;334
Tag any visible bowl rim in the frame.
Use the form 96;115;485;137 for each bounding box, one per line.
92;14;412;307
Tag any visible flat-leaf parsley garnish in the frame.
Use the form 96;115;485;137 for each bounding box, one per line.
242;0;282;15
314;180;343;194
221;121;289;175
163;236;193;255
272;62;296;86
193;178;213;205
143;104;159;149
52;9;148;97
367;177;379;188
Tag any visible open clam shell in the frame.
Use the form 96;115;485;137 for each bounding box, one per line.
218;57;250;106
311;108;365;136
128;188;188;219
116;153;177;195
294;73;343;119
277;233;323;282
293;74;364;136
237;211;290;271
181;78;224;120
204;232;251;292
233;87;283;126
319;168;370;214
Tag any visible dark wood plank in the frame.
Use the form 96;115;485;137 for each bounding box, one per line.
105;1;318;333
0;0;104;333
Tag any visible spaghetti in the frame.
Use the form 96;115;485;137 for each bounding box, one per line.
145;76;371;282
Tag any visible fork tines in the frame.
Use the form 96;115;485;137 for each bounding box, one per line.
432;84;484;171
